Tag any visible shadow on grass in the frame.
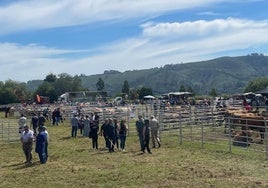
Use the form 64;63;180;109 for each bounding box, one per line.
2;161;41;170
133;152;146;156
59;136;73;140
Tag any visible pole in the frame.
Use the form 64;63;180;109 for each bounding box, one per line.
265;118;268;159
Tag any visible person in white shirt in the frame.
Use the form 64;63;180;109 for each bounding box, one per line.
150;115;161;148
18;114;27;133
20;125;34;164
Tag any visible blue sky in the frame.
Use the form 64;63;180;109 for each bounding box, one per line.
0;0;268;82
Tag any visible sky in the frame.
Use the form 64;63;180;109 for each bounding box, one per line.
0;0;268;82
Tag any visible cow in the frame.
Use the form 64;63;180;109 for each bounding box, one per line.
224;109;266;144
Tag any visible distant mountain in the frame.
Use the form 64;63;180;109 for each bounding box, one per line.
27;54;268;96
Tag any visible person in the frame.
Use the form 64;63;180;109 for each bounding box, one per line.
90;116;99;150
42;126;49;159
113;119;119;149
119;119;128;151
150;115;161;148
35;127;47;164
20;125;34;164
38;113;46;127
31;113;39;135
245;103;252;111
100;119;109;149
4;106;11;118
52;109;57;125
106;118;116;152
18;114;27;134
136;115;145;151
265;97;268;110
92;112;100;125
78;114;84;135
43;108;49;120
142;119;152;154
83;115;91;137
71;114;79;138
55;107;61;125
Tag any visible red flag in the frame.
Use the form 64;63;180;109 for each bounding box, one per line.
36;95;41;103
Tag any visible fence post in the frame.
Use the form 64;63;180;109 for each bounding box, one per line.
211;106;215;131
201;120;204;149
179;111;182;145
1;120;3;141
228;117;232;153
265;118;268;159
8;122;10;142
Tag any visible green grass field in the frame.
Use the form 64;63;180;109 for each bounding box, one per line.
0;117;268;188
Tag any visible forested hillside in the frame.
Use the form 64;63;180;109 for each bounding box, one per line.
27;54;268;96
78;54;268;95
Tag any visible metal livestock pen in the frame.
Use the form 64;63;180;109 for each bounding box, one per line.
1;102;267;159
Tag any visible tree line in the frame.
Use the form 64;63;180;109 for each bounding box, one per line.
0;73;267;105
0;73;152;105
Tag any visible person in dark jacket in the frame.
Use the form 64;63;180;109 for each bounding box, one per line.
106;118;116;152
113;119;119;149
100;119;109;149
35;127;47;164
90;117;99;150
119;119;128;151
136;115;145;151
142;119;152;154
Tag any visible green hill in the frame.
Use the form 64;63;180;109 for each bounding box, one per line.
79;54;268;95
27;54;268;96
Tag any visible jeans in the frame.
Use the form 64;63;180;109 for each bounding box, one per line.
138;133;144;150
119;135;126;150
71;126;78;137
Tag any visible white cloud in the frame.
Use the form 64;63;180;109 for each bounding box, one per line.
1;0;268;82
1;17;268;82
142;18;268;39
0;0;233;34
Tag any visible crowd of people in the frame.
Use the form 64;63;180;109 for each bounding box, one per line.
70;112;129;153
69;112;161;154
18;108;161;165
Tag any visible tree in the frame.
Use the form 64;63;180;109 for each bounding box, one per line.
244;77;268;92
34;73;85;103
129;89;139;100
138;87;153;100
121;80;130;94
210;88;218;97
0;80;30;104
0;88;17;104
44;73;57;83
179;85;186;92
187;86;195;96
34;82;57;102
96;78;105;91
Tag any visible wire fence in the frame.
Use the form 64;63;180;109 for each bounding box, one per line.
1;103;268;159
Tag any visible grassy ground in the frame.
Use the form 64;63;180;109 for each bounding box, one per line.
0;118;268;188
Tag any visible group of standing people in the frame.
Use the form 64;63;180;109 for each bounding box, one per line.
136;115;161;154
99;118;128;152
20;124;49;164
70;112;161;154
18;112;49;164
70;112;99;138
70;112;129;153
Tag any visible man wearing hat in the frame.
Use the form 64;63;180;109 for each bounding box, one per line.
150;115;161;148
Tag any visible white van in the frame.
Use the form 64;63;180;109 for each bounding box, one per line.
113;97;123;104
